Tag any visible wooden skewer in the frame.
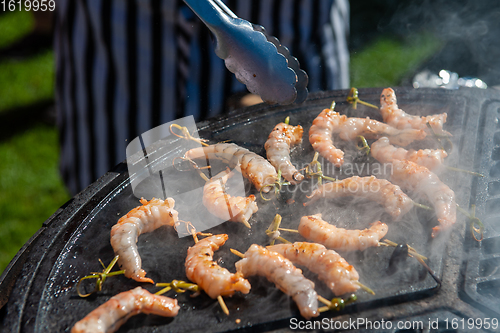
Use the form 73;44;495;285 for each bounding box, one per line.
445;165;484;177
155;286;172;295
241;218;251;229
318;295;333;313
412;201;433;211
355;281;375;295
217;295;229;315
319;306;331;313
230;248;245;258
277;227;299;233
317;295;332;307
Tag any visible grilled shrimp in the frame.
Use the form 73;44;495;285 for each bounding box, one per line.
309;108;426;167
389;159;456;237
267;242;360;296
185;234;251;299
338;116;426;146
235;244;319;319
110;198;178;283
309;108;347;167
265;122;304;184
203;169;258;227
71;287;179;333
298;214;388;251
185;143;277;192
371;136;448;171
305;175;413;219
380;88;450;135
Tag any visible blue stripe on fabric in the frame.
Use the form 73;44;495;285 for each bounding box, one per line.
111;0;129;164
87;0;110;178
160;0;177;124
73;1;91;189
137;0;153;134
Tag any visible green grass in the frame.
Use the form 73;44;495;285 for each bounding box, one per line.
0;125;70;273
0;12;68;275
350;32;442;88
0;10;33;48
0;50;55;112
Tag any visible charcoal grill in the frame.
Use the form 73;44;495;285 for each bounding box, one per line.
0;87;499;332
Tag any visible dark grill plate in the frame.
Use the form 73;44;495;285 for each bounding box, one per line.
1;87;499;332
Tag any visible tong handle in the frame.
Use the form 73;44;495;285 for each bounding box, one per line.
183;0;238;59
183;0;233;30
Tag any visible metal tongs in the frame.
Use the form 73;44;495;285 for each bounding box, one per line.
184;0;308;105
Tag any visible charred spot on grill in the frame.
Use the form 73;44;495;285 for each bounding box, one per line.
387;243;409;275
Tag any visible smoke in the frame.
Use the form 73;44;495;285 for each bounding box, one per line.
381;0;500;84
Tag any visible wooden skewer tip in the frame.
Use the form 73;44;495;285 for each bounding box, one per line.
241;219;251;229
230;248;245;258
355;281;375;295
217;295;229;315
317;295;332;307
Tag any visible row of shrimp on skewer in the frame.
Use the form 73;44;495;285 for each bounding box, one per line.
72;87;472;331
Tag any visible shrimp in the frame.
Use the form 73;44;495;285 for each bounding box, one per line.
235;244;319;319
185;143;277;192
265;122;304;183
71;287;179;333
380;88;450;135
203;169;258;228
338;116;427;146
371;136;448;171
110;198;178;283
389;159;456;237
309;108;426;167
305;176;413;219
308;108;347;167
267;242;360;296
298;214;388;251
185;234;251;299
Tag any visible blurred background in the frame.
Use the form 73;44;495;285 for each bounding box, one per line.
0;0;499;275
